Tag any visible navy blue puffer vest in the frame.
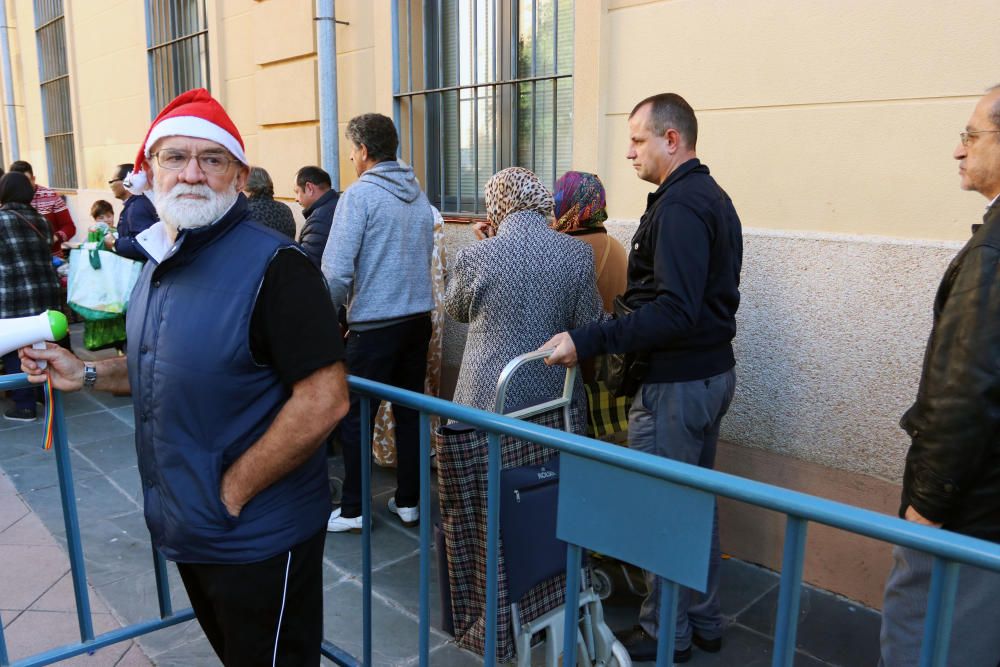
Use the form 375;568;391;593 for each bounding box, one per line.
127;195;330;563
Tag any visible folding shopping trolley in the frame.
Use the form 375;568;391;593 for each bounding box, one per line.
436;349;630;666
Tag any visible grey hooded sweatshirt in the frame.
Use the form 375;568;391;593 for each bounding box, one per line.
321;160;434;330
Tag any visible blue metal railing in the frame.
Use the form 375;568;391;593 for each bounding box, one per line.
346;373;1000;667
0;374;195;667
4;369;1000;666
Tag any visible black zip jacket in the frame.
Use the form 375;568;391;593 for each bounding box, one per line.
298;188;340;268
900;201;1000;542
571;158;743;382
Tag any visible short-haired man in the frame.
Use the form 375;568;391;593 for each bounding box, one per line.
106;162;158;259
10;160;76;257
543;93;743;663
322;113;434;533
878;86;1000;667
294;165;339;267
20;89;349;665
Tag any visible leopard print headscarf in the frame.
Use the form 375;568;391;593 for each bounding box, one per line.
484;167;554;229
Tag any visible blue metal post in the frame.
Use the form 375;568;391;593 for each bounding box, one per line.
772;516;808;667
152;549;174;617
51;389;95;642
918;557;961;667
418;411;431;666
655;582;679;667
360;397;372;666
561;544;583;667
484;432;501;665
0;608;9;666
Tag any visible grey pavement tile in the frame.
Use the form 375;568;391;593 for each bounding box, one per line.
2;609;133;666
74;511;156;588
109;405;135;427
632;624;829;666
2;448;101;494
370;552;446;629
64;410;135;447
0;422;50;459
72;432;139;474
719;557;780;618
420;641;483;666
113;642;156;666
323;491;424;579
322;579;448;665
147;634;220;666
20;472;144;541
95;566;190;627
89;391;135;410
53;391;109;418
736;585;880;667
0;543;69;611
105;465;144;507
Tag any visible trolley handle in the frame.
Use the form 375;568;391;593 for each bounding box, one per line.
494;349;577;428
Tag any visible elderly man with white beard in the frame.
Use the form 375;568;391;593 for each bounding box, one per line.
18;89;349;666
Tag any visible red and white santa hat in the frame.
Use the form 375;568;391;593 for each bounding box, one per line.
124;88;248;195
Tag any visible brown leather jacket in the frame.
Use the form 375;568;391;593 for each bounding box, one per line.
900;201;1000;541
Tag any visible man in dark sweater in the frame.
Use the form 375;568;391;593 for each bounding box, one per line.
294;165;339;268
107;162;159;260
543;93;743;664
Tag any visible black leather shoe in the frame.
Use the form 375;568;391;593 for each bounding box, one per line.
692;631;722;653
615;626;695;663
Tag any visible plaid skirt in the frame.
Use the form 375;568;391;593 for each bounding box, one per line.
435;406;580;662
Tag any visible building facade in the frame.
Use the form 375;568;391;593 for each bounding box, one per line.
2;0;997;608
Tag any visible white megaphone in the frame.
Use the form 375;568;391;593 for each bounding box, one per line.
0;310;69;369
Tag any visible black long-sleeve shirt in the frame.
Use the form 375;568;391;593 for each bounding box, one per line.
571;159;743;383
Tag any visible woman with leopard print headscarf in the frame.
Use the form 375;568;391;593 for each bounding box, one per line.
445;166;603;427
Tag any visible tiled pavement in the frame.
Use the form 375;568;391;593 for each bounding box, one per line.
1;383;883;666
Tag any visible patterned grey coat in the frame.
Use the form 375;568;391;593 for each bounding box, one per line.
445;210;603;431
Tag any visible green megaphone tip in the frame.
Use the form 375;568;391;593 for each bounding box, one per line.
47;310;68;341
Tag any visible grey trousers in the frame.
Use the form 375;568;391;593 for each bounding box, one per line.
879;545;1000;667
629;368;735;650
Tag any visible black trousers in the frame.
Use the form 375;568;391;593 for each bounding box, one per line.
339;315;431;517
176;530;326;666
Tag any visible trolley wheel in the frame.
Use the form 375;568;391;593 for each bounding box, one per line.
609;640;632;667
591;567;613;600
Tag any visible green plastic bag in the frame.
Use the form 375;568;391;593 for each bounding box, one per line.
83;316;126;351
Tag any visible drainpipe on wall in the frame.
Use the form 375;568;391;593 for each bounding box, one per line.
316;0;340;191
0;0;20;161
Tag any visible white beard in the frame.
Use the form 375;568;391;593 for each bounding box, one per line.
153;181;238;231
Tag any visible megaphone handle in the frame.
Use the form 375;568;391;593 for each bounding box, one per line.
32;341;48;370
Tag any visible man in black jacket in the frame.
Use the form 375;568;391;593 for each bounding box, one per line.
879;86;1000;667
543;93;742;663
294;165;339;267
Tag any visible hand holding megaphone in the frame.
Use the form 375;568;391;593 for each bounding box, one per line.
1;310;69;370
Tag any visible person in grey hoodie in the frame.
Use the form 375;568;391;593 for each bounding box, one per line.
322;113;434;533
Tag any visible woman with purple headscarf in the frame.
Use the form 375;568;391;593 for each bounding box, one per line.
552;171;627;311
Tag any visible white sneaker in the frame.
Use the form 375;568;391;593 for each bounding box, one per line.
326;507;362;533
388;497;419;527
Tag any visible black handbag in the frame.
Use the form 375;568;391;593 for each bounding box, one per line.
604;295;649;397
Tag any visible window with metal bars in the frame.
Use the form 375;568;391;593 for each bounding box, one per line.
33;0;76;189
145;0;209;116
394;0;572;215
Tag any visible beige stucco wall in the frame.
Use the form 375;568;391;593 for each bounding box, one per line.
573;0;1000;242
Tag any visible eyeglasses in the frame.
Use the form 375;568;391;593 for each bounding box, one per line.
959;130;1000;147
152;149;235;175
107;178;122;185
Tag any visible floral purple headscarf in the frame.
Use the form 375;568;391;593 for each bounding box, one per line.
552;171;608;233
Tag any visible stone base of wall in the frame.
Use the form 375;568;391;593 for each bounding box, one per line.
717;440;899;609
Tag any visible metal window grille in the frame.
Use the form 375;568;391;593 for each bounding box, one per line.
393;0;573;215
145;0;209;116
33;0;76;189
